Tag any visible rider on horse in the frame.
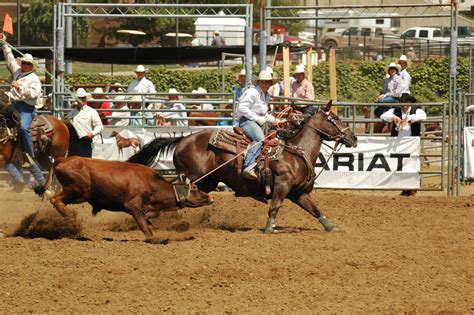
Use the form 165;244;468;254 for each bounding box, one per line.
236;69;285;180
1;33;46;192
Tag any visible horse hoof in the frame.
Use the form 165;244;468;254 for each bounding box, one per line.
327;225;342;232
263;227;274;234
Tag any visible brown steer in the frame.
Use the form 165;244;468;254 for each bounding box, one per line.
36;156;211;239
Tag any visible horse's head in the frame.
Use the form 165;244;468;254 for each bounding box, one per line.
311;100;358;148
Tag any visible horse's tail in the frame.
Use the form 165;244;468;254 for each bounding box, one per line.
127;137;182;166
33;156;67;197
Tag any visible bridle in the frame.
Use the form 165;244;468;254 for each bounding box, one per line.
307;109;351;146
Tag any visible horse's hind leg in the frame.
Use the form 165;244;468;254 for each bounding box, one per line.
293;193;338;232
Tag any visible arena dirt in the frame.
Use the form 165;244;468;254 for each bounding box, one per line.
0;186;473;313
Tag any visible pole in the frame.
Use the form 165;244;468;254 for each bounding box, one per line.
245;4;253;88
259;0;266;70
16;0;21;45
175;0;179;47
328;48;337;114
65;0;72;74
448;0;458;196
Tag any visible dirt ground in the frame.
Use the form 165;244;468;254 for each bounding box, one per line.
0;184;473;313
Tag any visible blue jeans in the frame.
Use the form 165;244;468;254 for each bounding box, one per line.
240;119;264;170
16;102;36;158
5;102;45;185
375;97;399;117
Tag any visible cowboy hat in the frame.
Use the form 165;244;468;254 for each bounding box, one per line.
92;87;104;94
294;64;305;74
238;69;246;76
20;53;34;64
386;62;401;74
214;30;220;35
135;65;147;72
398;55;408;62
75;88;88;98
168;88;178;94
197;87;207;94
257;69;273;81
128;95;142;102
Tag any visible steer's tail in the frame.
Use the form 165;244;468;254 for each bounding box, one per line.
33;157;67;197
127;137;182;166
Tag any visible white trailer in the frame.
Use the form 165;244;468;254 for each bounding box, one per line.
194;13;246;46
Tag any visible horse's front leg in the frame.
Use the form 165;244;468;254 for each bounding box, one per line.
293;193;338;232
265;179;291;233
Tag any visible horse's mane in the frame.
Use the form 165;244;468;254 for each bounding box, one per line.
127;137;181;166
0;90;11;113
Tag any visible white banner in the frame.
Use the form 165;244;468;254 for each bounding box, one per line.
463;127;474;179
315;136;421;189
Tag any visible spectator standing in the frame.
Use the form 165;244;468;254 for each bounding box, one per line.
406;47;417;62
157;88;188;127
398;55;411;95
66;88;104;158
380;94;426;196
0;33;45;191
291;64;316;120
90;87;112;125
211;30;226;47
232;68;247;101
191;33;202;46
266;66;280;97
127;65;157;94
109;95;130;127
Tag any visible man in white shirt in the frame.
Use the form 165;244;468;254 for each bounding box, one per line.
380;94;427;196
1;33;45;191
236;70;285;179
398;55;411;95
66;88;104;157
127;65;157;94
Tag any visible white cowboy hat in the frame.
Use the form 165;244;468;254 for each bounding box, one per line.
128;95;142;102
20;53;34;64
294;64;305;74
75;88;88;98
135;65;147;72
93;87;104;94
114;95;126;101
386;62;401;74
168;88;178;94
408;47;414;51
214;30;220;35
197;87;207;94
239;69;246;76
399;55;408;62
265;66;273;74
257;69;273;81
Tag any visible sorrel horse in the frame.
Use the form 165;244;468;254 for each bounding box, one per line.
128;100;358;233
188;104;233;126
110;131;141;158
0;93;69;191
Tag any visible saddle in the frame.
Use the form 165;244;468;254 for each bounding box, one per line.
30;115;54;153
276;109;305;139
209;128;284;195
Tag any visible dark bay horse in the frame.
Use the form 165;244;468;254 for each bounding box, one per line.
0;94;69;191
129;100;358;233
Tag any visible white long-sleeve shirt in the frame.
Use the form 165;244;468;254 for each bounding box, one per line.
399;69;411;94
2;43;41;106
380;74;404;99
109;105;130;127
67;105;104;138
163;102;188;127
380;106;427;137
235;86;276;123
127;77;157;94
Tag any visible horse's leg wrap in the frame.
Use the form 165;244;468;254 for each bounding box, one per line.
319;216;335;232
264;217;275;233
